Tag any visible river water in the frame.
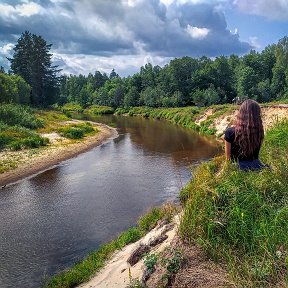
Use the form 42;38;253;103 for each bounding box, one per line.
0;115;221;288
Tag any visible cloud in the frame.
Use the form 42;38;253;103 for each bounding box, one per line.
52;52;172;77
248;36;261;49
0;0;251;75
0;42;14;70
0;1;42;18
234;0;288;21
186;25;210;39
0;43;14;55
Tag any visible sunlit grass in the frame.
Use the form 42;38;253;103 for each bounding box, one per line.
180;119;288;287
115;105;236;135
84;105;115;115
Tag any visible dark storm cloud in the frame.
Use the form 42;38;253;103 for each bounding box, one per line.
0;0;251;59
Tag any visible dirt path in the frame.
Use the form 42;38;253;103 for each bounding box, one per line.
0;122;117;186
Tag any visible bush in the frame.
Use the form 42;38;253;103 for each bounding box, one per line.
84;105;114;115
59;127;84;139
0;123;49;150
62;103;84;113
58;122;95;139
0;104;43;129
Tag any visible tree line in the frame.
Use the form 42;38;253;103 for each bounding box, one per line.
1;31;288;108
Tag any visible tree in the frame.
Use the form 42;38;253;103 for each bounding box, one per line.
0;73;30;104
109;69;119;79
236;66;257;98
124;86;139;107
9;31;60;106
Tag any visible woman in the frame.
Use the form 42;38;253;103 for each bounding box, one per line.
224;99;267;171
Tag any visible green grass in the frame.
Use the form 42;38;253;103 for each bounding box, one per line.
36;110;70;133
0;122;49;151
84;105;115;115
57;122;96;139
180;119;288;287
62;103;84;113
115;105;236;135
0;159;18;173
45;204;178;288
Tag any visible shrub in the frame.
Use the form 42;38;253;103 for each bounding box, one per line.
0;104;43;129
0;123;49;150
59;127;84;139
84;105;114;115
58;122;95;139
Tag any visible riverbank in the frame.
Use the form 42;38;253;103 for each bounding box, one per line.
0;121;116;186
115;104;288;137
47;103;287;288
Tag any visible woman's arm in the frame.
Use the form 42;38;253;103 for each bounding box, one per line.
225;140;231;160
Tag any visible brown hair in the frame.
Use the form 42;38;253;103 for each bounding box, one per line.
235;99;264;158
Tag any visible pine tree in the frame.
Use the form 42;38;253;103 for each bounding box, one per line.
9;31;60;106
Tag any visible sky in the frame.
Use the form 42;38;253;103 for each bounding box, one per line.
0;0;287;77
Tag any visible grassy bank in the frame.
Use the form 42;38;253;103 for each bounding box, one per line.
180;119;288;287
115;105;236;135
44;204;178;288
0;104;48;151
0;104;99;174
59;103;115;117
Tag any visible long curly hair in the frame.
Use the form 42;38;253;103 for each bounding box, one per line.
235;99;264;158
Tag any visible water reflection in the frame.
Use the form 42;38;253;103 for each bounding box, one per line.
0;115;221;288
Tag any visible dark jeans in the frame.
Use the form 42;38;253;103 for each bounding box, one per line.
238;159;269;171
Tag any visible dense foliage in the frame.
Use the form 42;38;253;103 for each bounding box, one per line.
0;104;43;129
8;31;60;106
0;73;30;104
1;34;288;108
58;37;288;108
180;120;288;286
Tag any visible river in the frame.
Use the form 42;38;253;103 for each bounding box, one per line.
0;115;221;288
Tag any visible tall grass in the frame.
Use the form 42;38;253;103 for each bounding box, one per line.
180;120;288;287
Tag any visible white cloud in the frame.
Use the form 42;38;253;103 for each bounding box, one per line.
186;25;210;39
0;1;42;18
0;0;251;75
160;0;229;6
0;43;14;56
248;36;261;49
122;0;144;7
17;2;42;17
52;51;172;76
234;0;288;21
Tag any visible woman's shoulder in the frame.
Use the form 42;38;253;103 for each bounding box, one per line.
225;126;235;133
224;126;235;142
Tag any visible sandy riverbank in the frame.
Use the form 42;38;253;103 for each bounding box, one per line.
0;122;117;186
75;105;288;288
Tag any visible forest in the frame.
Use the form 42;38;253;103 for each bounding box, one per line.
1;31;288;109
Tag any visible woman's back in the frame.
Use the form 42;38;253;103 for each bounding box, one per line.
224;99;266;171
